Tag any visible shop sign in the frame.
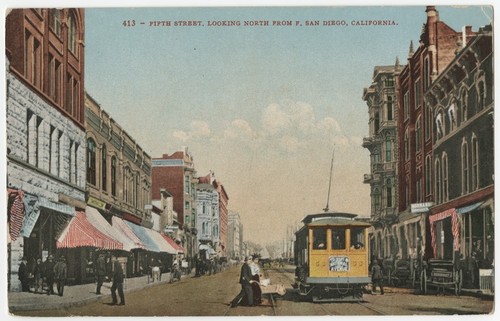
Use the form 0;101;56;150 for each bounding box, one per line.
88;196;107;210
411;202;434;213
40;197;75;216
20;194;40;237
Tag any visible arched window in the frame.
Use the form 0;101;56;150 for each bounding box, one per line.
374;112;380;134
435;110;444;140
68;11;78;55
214;224;219;238
385;140;392;162
478;81;485;111
425;106;432;140
111;156;117;196
386;178;392;208
471;134;479;191
435;158;442;204
101;144;107;191
442;153;448;202
461;90;468;122
373;188;381;211
50;9;61;37
448;103;457;131
462;139;469;194
87;138;96;185
425;155;432;196
416;116;422;152
404;129;409;160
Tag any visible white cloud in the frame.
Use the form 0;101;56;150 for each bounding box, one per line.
316;117;341;133
280;135;302;152
173;130;189;142
224;119;254;140
172;120;211;142
261;103;291;134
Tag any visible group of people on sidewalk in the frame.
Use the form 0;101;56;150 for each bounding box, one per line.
95;254;126;306
230;255;263;307
18;255;68;296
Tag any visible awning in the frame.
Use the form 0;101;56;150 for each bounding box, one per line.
145;228;176;254
112;216;145;250
125;221;161;252
161;234;185;254
456;202;484;214
86;206;138;252
429;208;459;257
57;211;123;250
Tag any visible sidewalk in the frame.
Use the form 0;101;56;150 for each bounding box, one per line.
8;272;180;313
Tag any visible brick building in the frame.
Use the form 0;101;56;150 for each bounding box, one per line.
213;179;229;257
6;9;86;291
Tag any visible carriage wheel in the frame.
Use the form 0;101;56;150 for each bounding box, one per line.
420;270;427;294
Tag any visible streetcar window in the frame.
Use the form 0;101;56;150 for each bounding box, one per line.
312;228;327;250
351;227;365;250
332;228;346;250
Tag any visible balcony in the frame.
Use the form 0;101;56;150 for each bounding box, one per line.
362;136;381;148
363;174;373;183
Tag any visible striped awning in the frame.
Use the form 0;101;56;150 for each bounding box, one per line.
125;221;161;252
112;216;145;250
429;208;460;257
161;234;185;254
145;228;176;254
86;206;138;252
57;211;123;250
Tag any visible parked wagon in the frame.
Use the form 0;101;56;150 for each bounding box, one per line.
390;259;412;287
420;259;463;295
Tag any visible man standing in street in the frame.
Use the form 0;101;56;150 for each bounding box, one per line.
43;255;56;295
110;256;125;305
230;256;254;307
18;257;30;292
53;256;67;296
95;253;107;295
370;259;384;295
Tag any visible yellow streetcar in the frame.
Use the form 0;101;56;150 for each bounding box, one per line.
294;212;371;302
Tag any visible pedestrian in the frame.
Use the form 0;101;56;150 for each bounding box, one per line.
229;256;254;307
18;257;30;292
53;256;68;296
43;255;56;295
250;255;262;304
371;259;384;295
95;253;107;295
110;256;125;305
33;258;43;294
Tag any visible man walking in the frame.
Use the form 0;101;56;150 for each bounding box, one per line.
230;256;254;307
95;253;107;295
43;255;56;295
110;256;125;305
53;256;68;296
18;257;30;292
371;259;384;295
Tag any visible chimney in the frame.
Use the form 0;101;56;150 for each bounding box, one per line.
463;25;472;47
426;6;439;46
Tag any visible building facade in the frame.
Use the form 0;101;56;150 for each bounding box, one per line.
426;26;493;287
213;179;229;257
362;65;400;260
6;8;86;291
227;211;242;260
396;6;476;260
196;173;220;255
152;148;198;261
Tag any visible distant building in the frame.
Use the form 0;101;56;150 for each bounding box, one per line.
227;212;242;260
152;148;197;260
6;9;86;291
362;64;400;259
196;173;220;256
426;26;493;287
213;179;229;256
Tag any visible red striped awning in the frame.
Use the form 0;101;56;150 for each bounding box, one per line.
57;211;123;250
7;189;25;242
161;234;185;254
429;208;460;257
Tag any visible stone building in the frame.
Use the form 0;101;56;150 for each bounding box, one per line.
227;211;243;260
196;173;220;256
6;8;86;291
213;179;229;257
426;26;493;287
362;65;400;260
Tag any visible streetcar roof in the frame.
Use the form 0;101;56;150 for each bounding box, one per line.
307;218;372;227
302;212;358;223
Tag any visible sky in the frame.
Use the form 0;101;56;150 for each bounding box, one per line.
1;1;495;246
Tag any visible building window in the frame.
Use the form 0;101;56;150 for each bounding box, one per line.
442;153;448;202
374;112;380;134
372;148;380;166
185;175;190;194
387;96;393;121
415;116;422;152
385;140;392;162
68;11;78;55
24;31;42;89
414;78;421;108
373;188;381;211
101;144;107;191
404;91;409;120
435;158;442;204
386;178;392;208
48;55;61;104
471;134;479;191
448;103;457;131
385;77;394;87
74;143;79;185
425;106;432;140
111;156;117;196
423;57;430;89
87;138;97;185
425;155;432;196
435;110;444;140
478;81;485;111
461;90;468;122
416;179;422;203
50;9;61;37
462;139;469;194
27;111;37;166
404;129;409;160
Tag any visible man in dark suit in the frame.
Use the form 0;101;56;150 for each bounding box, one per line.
230;256;254;307
110;256;125;305
95;253;107;295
